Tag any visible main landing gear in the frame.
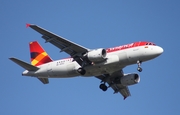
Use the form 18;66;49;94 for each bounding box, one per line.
77;68;86;75
137;60;142;72
99;83;108;91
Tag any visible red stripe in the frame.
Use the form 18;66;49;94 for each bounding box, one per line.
106;41;152;53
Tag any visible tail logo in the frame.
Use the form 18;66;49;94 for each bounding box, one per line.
30;41;52;66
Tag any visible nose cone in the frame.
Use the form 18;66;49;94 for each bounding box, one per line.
143;46;164;61
156;46;164;55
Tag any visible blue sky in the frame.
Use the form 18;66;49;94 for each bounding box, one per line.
1;0;180;114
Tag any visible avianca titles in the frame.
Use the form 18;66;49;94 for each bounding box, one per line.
9;24;163;99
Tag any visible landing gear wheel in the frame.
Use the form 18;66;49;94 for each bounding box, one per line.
137;67;142;72
77;68;86;75
99;84;108;91
137;60;142;72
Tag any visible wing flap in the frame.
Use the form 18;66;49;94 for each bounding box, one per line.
111;84;131;99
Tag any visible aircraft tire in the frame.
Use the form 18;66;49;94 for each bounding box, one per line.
137;67;142;72
99;84;108;91
77;68;86;75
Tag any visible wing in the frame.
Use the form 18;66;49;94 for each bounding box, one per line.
28;24;90;65
110;83;131;100
96;70;131;99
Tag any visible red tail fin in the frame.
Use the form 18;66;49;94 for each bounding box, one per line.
30;41;53;66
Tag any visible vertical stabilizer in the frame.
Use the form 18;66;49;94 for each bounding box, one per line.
30;41;53;66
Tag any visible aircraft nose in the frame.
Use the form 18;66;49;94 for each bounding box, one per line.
156;46;164;55
142;45;163;60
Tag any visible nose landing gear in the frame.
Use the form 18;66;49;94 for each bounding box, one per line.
137;67;142;72
137;60;142;72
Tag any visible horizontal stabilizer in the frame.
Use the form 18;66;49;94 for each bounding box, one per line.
38;78;49;84
9;57;39;71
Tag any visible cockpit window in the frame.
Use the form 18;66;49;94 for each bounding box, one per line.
146;42;156;46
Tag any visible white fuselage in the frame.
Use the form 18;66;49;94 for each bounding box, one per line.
23;45;163;78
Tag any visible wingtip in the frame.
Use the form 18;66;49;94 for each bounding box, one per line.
26;23;31;28
9;57;14;60
124;97;127;100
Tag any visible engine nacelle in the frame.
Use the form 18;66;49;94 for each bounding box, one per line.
121;73;140;86
87;48;107;62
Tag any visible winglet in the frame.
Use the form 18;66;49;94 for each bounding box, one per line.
124;97;127;100
26;23;31;28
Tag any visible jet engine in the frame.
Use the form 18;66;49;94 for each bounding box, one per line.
120;73;140;86
87;48;107;62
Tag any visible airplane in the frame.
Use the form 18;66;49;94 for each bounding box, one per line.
9;24;163;99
